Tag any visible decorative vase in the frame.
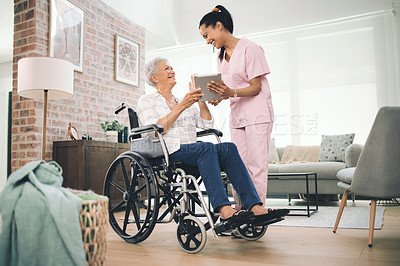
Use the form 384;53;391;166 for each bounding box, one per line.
105;131;118;142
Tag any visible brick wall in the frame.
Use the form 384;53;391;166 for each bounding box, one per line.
12;0;145;172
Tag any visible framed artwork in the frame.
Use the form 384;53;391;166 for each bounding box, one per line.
49;0;84;72
115;34;140;87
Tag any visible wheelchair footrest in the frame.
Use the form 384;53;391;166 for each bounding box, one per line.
214;220;247;234
214;216;284;233
214;221;231;234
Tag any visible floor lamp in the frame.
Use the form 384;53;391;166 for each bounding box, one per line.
17;57;74;160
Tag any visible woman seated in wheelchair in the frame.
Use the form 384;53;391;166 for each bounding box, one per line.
137;57;288;227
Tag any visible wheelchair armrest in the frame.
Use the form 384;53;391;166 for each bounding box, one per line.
130;124;164;136
196;128;223;138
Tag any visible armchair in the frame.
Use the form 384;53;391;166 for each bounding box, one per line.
333;106;400;247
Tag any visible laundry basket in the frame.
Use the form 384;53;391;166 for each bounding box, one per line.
75;191;109;265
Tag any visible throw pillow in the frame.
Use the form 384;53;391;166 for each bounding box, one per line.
268;138;280;163
280;145;320;163
318;133;355;162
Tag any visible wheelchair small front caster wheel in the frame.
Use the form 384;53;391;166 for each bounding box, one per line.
176;215;207;253
236;223;267;241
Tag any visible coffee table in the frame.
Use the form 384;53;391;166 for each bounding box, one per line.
268;172;318;217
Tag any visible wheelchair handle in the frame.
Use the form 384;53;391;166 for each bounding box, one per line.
115;103;127;114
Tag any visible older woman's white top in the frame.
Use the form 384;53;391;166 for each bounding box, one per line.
136;92;214;154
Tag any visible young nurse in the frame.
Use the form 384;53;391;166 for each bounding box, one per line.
199;5;274;208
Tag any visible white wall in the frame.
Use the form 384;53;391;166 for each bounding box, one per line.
0;0;13;63
0;61;12;192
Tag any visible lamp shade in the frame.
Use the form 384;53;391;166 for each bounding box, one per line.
18;57;74;100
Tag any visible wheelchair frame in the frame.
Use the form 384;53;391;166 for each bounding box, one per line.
103;103;268;253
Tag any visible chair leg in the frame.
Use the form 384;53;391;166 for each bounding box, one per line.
333;190;350;233
368;199;377;247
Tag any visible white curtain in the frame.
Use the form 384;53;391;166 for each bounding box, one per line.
251;12;398;146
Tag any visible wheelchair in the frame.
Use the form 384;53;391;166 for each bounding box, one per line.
103;103;271;253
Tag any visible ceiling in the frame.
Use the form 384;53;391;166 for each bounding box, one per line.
102;0;394;50
0;0;394;63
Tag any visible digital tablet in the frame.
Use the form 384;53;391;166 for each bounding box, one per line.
193;73;223;102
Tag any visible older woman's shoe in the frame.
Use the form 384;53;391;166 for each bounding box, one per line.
248;208;289;225
215;210;254;233
220;210;254;223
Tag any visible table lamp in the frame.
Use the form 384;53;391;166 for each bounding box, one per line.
18;57;74;160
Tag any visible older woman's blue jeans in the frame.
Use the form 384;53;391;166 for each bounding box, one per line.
169;142;262;211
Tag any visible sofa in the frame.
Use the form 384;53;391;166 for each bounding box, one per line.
267;143;364;196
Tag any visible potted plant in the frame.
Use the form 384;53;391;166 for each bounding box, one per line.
100;120;124;142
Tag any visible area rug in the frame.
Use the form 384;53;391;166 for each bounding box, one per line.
270;206;385;229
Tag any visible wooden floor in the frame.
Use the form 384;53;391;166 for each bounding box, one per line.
105;199;400;266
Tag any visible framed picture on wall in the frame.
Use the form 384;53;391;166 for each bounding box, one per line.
49;0;84;72
115;34;140;87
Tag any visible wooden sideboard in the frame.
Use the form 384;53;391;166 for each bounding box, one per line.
53;140;130;195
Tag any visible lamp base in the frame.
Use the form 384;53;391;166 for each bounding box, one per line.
42;90;48;160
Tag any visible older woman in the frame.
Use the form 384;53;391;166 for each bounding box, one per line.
136;57;287;226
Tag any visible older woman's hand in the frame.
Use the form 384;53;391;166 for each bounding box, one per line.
179;88;203;109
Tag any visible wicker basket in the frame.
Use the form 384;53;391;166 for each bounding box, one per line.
79;196;109;265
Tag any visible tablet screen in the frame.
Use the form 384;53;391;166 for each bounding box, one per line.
193;73;223;102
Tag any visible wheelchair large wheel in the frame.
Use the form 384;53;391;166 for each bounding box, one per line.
176;215;207;254
236;224;267;241
104;151;159;244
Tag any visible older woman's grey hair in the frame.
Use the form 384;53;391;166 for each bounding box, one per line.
145;57;169;87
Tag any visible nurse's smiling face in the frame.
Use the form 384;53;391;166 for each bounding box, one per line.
199;22;225;49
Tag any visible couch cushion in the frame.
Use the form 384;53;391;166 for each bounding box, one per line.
268;138;280;163
318;133;355;162
336;167;356;184
280;145;319;163
274;161;346;180
268;164;279;173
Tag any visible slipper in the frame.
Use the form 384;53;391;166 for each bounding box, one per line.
248;208;289;224
270;208;290;217
214;210;254;234
220;210;254;224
